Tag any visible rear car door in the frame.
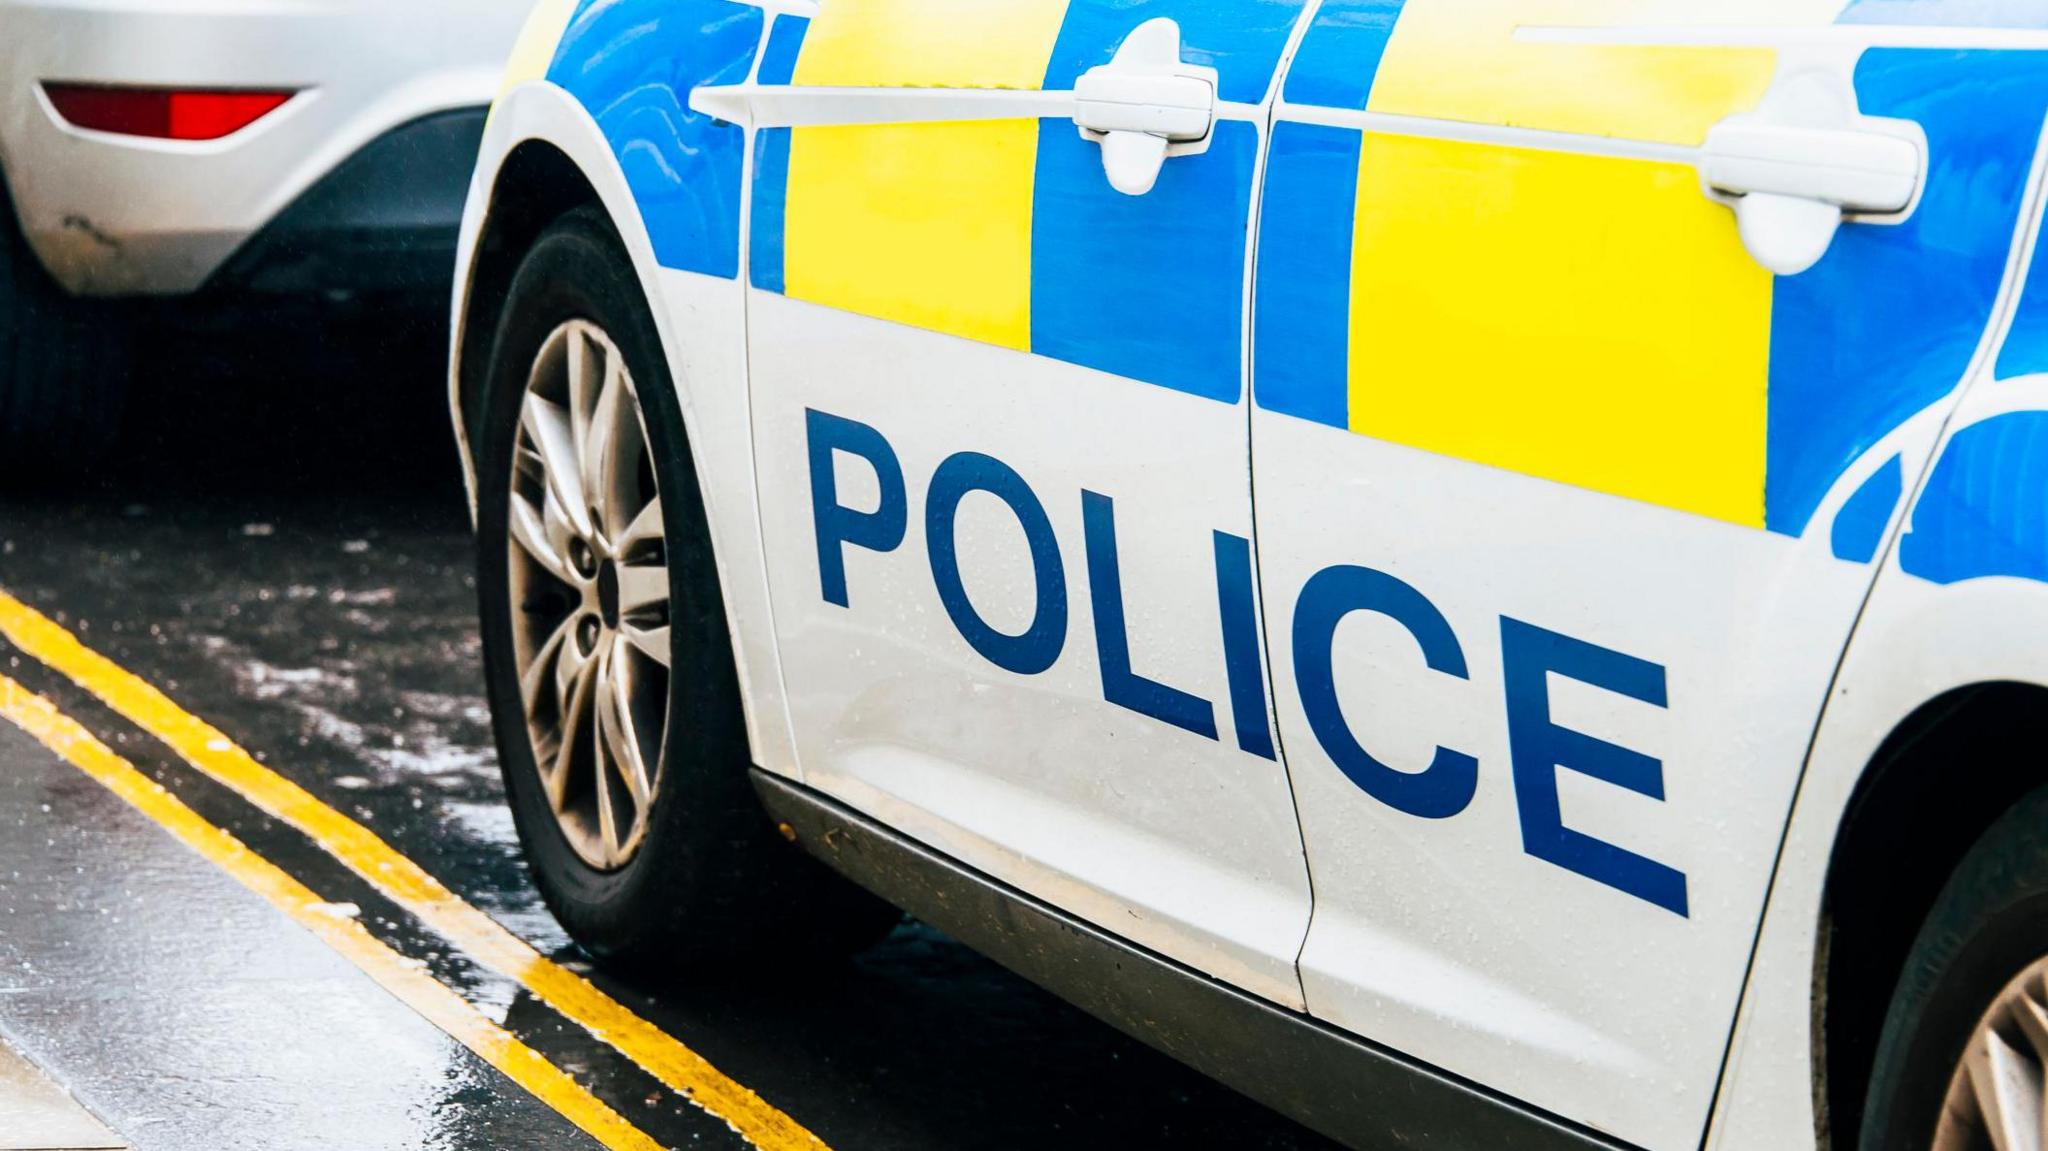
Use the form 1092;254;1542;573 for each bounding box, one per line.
727;0;1316;1006
1249;2;2048;1146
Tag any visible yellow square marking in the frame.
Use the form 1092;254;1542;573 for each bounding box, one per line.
785;120;1039;350
1347;133;1772;527
782;0;1067;349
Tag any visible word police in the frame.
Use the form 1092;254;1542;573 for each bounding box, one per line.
807;409;1687;917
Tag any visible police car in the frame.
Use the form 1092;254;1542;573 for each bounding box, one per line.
449;3;2048;1148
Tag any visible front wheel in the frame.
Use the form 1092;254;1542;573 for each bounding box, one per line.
472;205;895;974
1861;787;2048;1151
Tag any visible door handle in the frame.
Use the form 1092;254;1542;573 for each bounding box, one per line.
1701;88;1924;276
1073;18;1216;196
1704;121;1920;214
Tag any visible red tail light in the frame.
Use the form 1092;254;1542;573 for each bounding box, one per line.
43;84;295;141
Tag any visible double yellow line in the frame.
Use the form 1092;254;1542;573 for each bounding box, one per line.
0;590;828;1151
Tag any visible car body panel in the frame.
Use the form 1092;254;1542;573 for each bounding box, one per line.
740;0;1320;1009
544;0;759;281
1715;142;2048;1148
1251;3;2048;1147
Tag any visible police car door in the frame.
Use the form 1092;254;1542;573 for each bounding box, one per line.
1251;3;2048;1147
719;1;1315;1006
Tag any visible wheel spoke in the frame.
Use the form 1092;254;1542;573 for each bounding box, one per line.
565;325;599;453
2015;989;2048;1061
616;562;668;616
591;759;619;867
510;493;572;584
553;622;592;721
544;649;597;816
521;392;592;541
591;648;623;866
2009;990;2048;1151
601;652;654;812
518;615;572;721
1968;1027;2043;1151
1934;1098;1981;1151
617;556;670;666
584;355;629;538
542;484;589;578
618;496;663;553
621;623;670;668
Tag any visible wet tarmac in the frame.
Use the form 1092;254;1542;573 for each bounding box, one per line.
0;304;1343;1151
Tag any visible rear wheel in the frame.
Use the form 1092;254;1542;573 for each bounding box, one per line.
1861;787;2048;1151
474;205;896;974
0;206;129;479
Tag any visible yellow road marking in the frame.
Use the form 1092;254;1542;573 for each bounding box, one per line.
0;676;666;1151
0;591;829;1151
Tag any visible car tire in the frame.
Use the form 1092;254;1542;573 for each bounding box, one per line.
473;204;897;975
0;207;130;480
1860;785;2048;1151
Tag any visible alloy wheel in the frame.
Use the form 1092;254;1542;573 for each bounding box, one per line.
505;319;671;870
1933;954;2048;1151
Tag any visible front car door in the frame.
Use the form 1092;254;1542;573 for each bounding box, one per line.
1250;1;2048;1146
728;0;1316;1006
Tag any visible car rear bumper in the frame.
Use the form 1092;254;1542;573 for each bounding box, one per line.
0;0;524;298
208;107;486;297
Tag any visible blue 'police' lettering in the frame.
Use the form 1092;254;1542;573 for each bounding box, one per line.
1213;530;1277;760
1292;564;1478;820
798;410;1690;912
805;408;905;607
926;452;1068;676
1500;617;1688;917
1082;490;1218;740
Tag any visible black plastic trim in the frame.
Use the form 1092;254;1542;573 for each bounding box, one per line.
752;769;1640;1151
209;107;487;296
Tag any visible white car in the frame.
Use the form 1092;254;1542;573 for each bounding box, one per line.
452;2;2048;1149
0;0;528;473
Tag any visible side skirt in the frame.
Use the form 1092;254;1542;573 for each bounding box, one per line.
751;770;1638;1151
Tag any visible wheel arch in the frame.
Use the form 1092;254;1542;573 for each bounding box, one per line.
1816;680;2048;1148
447;80;802;781
450;84;680;514
452;135;605;467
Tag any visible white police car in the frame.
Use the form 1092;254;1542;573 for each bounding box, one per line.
0;0;527;474
450;3;2048;1148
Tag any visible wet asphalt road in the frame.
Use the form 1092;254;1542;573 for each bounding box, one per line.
0;303;1343;1151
